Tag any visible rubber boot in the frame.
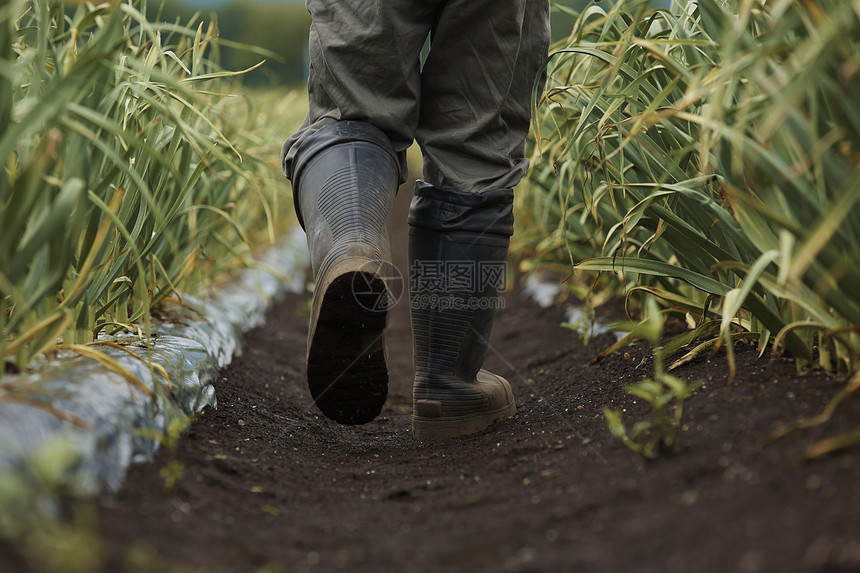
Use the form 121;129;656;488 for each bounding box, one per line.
290;121;401;425
408;181;516;440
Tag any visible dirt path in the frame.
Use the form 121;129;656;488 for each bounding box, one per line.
5;187;860;573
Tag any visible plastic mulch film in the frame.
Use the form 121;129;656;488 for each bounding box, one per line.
522;273;624;341
522;273;563;309
0;227;309;499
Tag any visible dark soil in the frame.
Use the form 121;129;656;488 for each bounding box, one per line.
4;187;860;573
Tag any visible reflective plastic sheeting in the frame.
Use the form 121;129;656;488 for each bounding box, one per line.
521;273;625;342
0;227;309;495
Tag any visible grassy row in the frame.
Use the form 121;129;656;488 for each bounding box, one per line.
1;0;303;375
518;0;860;376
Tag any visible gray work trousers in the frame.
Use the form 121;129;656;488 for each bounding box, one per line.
281;0;550;193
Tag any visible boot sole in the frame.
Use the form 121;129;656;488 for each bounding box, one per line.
411;401;516;441
307;258;389;425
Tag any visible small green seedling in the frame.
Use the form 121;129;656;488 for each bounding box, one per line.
603;297;701;459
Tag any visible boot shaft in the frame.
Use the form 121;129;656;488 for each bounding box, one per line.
407;182;513;393
292;122;401;278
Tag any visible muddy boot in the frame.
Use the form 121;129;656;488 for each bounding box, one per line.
408;181;516;440
291;121;401;425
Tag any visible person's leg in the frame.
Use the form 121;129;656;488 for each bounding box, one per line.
283;0;438;424
408;183;518;440
417;0;551;193
409;0;550;439
282;0;439;181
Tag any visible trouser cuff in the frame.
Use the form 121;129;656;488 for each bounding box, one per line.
407;180;514;236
